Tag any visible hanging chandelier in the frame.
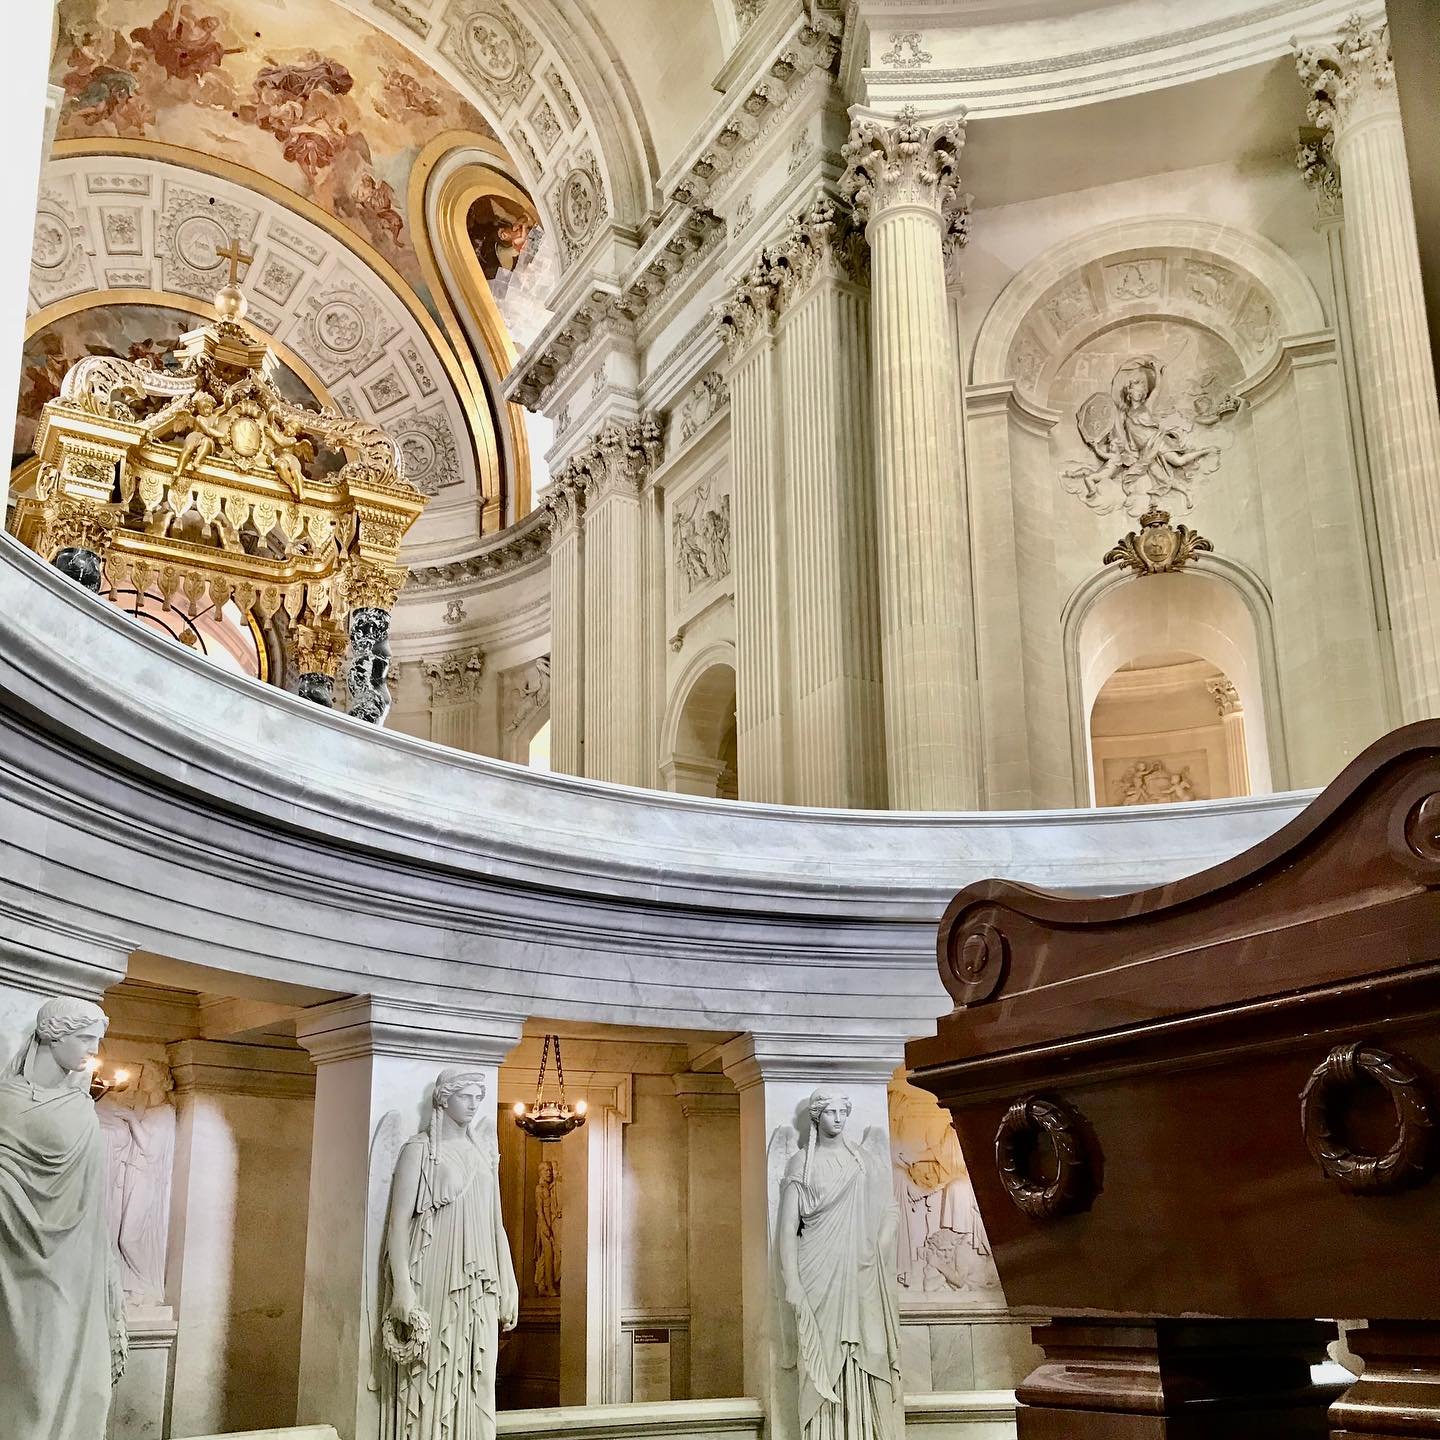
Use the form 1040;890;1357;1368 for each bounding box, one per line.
513;1033;587;1142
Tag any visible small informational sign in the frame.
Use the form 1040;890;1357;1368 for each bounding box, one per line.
631;1327;672;1402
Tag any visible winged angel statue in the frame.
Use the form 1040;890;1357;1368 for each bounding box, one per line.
766;1089;905;1440
1061;351;1241;518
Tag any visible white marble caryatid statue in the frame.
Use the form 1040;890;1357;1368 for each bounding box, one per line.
379;1068;519;1440
774;1089;904;1440
534;1157;561;1297
97;1060;175;1311
0;997;128;1440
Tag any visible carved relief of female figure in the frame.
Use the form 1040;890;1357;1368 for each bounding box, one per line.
0;997;127;1440
534;1158;561;1297
380;1069;518;1440
776;1089;904;1440
97;1061;175;1308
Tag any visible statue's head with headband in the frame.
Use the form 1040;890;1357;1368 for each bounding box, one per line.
1;996;109;1087
801;1087;854;1187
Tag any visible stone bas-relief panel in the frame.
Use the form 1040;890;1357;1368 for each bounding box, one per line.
889;1075;1002;1301
670;475;732;606
1052;322;1246;521
1110;754;1205;805
97;1060;176;1315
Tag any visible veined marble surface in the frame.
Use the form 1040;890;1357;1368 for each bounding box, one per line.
0;538;1311;1042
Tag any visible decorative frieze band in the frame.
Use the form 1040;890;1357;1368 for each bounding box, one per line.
403;505;554;593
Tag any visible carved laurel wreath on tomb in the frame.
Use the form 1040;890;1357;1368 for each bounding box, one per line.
381;1306;432;1367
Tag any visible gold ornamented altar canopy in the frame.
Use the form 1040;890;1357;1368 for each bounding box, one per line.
10;269;426;692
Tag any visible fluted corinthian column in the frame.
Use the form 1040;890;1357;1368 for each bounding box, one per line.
1297;19;1440;721
717;264;790;802
545;477;586;775
841;105;979;809
581;417;661;786
772;198;887;808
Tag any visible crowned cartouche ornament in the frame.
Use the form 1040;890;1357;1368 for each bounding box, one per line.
1103;507;1214;576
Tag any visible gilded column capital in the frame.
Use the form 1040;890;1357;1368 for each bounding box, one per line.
770;196;868;311
1295;17;1397;137
839;102;969;225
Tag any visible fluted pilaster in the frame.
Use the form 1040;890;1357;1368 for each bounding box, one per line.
545;478;586;775
1297;18;1440;720
717;262;789;803
841;105;979;809
580;416;661;786
772;197;887;808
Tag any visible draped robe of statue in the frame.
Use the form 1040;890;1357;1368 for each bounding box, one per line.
779;1141;904;1440
0;1042;125;1440
380;1130;517;1440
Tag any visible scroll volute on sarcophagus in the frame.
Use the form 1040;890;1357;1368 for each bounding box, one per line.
906;721;1440;1323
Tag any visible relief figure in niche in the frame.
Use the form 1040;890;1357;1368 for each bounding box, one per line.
0;998;128;1440
379;1068;518;1440
1116;758;1198;805
97;1060;176;1310
533;1157;561;1296
770;1089;904;1440
672;482;732;599
890;1082;999;1297
1062;354;1232;519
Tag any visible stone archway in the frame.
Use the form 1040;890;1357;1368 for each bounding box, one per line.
660;653;738;799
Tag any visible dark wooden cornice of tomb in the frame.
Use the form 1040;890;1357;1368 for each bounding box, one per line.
908;720;1440;1440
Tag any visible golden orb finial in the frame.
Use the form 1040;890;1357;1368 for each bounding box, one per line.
213;283;248;321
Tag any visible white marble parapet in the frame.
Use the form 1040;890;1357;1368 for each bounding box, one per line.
179;1430;339;1440
498;1398;764;1439
0;536;1311;1040
905;1390;1017;1437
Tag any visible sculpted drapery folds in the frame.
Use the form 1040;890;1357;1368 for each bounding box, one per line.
379;1068;518;1440
773;1090;904;1440
0;997;128;1440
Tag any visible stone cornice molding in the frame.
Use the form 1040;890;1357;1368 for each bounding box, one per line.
403;504;554;594
167;1038;315;1099
421;645;487;703
294;995;524;1067
1295;15;1397;138
505;208;727;412
839;102;969;224
0;899;132;1000
665;10;844;210
717;1032;907;1088
672;1071;741;1118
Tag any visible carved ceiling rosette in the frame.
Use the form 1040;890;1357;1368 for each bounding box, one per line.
1295;17;1395;136
839;103;969;225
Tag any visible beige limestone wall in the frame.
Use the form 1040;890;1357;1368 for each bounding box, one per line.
167;1078;314;1436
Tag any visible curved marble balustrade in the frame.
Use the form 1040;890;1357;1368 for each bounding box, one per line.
0;536;1311;1044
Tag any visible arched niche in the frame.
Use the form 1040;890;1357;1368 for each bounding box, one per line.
419;140;547;524
971;215;1328;396
1064;563;1287;807
660;646;738;800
